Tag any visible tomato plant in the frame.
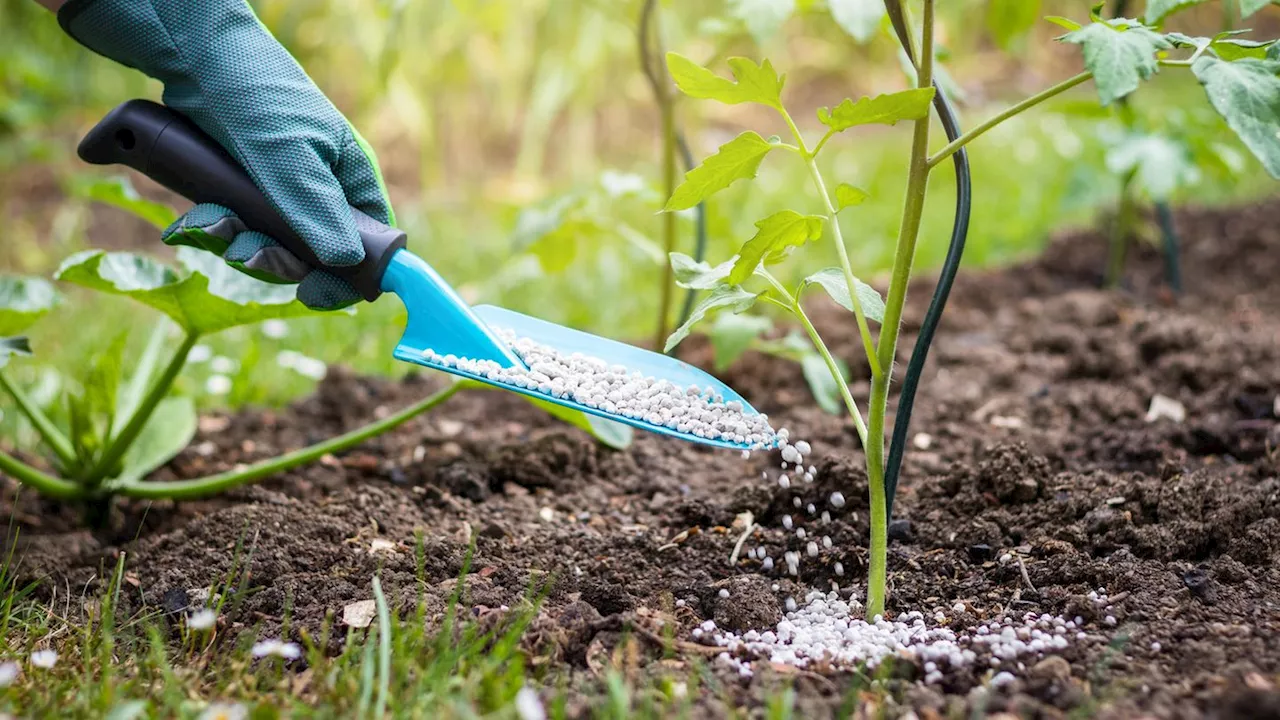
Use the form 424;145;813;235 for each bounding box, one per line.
662;0;1280;618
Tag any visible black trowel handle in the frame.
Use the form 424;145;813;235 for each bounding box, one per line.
76;99;406;302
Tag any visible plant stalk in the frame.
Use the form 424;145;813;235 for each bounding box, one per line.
1106;170;1138;288
85;332;199;483
864;0;935;620
927;72;1093;169
793;300;869;446
0;448;82;500
0;370;77;468
641;0;679;351
112;381;464;500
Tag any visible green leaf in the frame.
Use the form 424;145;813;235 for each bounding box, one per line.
1044;16;1083;32
1213;38;1278;62
664;285;760;353
817;89;936;132
729;211;824;284
800;267;885;323
1192;56;1280;178
0;336;32;369
670;252;735;289
70;175;179;230
986;0;1041;49
55;248;335;336
511;195;595;274
706;312;772;370
835;183;870;211
1144;0;1210;24
1060;20;1172;105
117;396;197;482
828;0;884;43
1105;133;1200;200
800;352;848;415
1240;0;1278;18
729;0;796;44
665;53;785;109
0;276;60;336
664;132;775;212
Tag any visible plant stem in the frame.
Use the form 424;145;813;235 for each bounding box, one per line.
864;0;935;620
0;371;77;469
641;0;678;352
0;448;82;500
792;299;869;446
1106;170;1138;288
927;71;1093;169
112;381;464;500
86;332;198;484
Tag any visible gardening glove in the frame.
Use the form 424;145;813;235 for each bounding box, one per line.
57;0;396;310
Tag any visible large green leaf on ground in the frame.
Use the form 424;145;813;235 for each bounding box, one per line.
1106;132;1200;199
1145;0;1210;24
664;285;761;353
118;396;198;483
664;132;776;212
800;268;885;323
1191;56;1280;178
828;0;884;43
706;313;773;371
71;175;179;230
670;252;735;289
1060;20;1171;105
0;276;60;336
55;247;333;336
666;53;784;110
0;336;31;369
987;0;1042;49
729;210;825;284
817;89;935;132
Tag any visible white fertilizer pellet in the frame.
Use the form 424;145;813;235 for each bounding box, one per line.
420;331;782;448
703;591;1096;682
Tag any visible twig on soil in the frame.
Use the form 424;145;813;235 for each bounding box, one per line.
728;512;756;566
1018;557;1038;595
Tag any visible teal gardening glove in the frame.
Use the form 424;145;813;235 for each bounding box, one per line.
58;0;396;310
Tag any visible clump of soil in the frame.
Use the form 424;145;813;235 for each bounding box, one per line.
5;199;1280;718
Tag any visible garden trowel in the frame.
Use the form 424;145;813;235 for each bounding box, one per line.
76;100;768;450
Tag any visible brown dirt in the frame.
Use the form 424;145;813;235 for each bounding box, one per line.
4;198;1280;718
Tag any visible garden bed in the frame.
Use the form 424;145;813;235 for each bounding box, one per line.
5;198;1280;718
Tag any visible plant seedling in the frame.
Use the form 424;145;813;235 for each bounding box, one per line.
661;0;1280;618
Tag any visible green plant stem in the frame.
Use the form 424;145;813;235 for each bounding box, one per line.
112;381;464;500
927;71;1093;169
0;370;77;468
864;0;935;620
86;332;199;483
655;90;677;350
0;448;82;500
777;108;882;378
1106;170;1138;288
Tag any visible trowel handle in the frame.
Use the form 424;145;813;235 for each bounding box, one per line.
75;99;406;303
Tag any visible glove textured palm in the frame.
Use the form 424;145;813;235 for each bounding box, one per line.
59;0;396;309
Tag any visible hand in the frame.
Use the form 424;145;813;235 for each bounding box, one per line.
57;0;395;310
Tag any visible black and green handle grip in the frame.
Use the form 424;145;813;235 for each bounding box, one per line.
76;99;406;302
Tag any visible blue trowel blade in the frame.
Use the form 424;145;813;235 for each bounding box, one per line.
380;249;771;451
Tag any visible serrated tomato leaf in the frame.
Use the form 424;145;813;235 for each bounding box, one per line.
1144;0;1211;24
817;88;936;131
1192;56;1280;178
55;248;335;336
1060;20;1171;105
664;132;775;212
0;276;60;336
670;252;735;290
729;211;825;284
666;53;784;109
800;268;885;323
664;286;760;353
835;184;870;211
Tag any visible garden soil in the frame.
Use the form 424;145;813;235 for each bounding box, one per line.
5;199;1280;719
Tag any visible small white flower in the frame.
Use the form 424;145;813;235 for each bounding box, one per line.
251;639;301;660
198;702;249;720
209;356;238;374
514;686;546;720
29;650;57;669
292;356;327;381
260;319;289;339
188;344;213;363
0;661;19;687
205;375;233;396
187;608;217;631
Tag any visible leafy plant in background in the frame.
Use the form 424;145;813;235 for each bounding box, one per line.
661;0;1280;618
0;179;631;511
